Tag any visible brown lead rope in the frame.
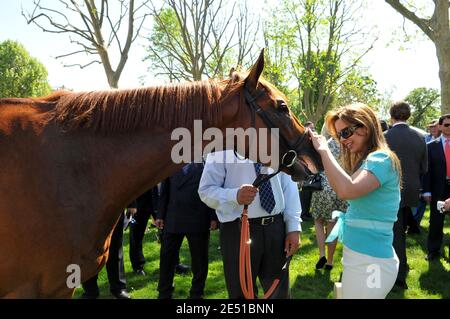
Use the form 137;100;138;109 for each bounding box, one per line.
239;170;292;299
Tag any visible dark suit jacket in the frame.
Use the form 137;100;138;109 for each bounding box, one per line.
423;138;447;201
157;163;217;234
385;123;427;207
128;186;159;218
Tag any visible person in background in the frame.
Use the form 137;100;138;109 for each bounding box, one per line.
425;119;441;143
309;103;401;299
127;186;159;276
299;121;315;221
156;162;218;299
384;101;427;290
423;114;450;261
310;127;348;271
380;119;390;132
414;119;442;226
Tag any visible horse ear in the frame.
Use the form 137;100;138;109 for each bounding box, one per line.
229;67;236;78
245;49;265;91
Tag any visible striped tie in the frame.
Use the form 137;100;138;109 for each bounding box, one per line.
254;163;275;214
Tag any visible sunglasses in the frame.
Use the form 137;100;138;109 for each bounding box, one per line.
443;123;450;128
337;124;363;139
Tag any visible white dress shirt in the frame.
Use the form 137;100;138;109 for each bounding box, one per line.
198;150;302;233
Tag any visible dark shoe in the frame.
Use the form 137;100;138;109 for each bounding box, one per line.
133;268;146;276
394;280;408;290
425;252;440;261
111;290;132;299
315;256;327;269
324;264;333;271
175;263;190;275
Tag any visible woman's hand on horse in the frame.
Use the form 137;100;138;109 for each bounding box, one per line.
237;184;258;205
155;219;164;229
308;128;329;154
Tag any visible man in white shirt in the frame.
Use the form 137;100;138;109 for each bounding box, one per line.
198;150;302;298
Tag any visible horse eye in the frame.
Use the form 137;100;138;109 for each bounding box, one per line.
278;101;289;113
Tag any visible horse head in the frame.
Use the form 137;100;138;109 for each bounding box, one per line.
228;49;323;182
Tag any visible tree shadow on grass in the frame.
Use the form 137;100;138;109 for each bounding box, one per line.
419;259;450;298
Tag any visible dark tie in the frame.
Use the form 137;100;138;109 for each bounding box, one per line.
254;163;275;214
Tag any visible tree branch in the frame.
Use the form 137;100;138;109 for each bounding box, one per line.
385;0;435;41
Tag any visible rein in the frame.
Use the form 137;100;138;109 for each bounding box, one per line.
238;85;307;299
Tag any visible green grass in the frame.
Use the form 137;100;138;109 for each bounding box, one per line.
73;209;450;299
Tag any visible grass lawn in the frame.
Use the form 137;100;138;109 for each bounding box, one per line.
73;209;450;299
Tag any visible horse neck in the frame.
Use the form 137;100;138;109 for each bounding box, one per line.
88;130;180;212
81;89;246;213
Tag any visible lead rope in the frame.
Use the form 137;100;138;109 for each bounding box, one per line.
239;169;292;299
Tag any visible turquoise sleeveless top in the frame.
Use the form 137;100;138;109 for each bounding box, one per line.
328;150;400;258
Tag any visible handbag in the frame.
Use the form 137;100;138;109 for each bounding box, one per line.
301;173;323;192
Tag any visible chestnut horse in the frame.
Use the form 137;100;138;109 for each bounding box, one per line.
0;51;321;298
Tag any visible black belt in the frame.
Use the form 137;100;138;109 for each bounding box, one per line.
248;214;283;226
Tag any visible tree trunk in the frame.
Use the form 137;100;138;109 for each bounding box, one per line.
434;0;450;114
385;0;450;115
436;44;450;114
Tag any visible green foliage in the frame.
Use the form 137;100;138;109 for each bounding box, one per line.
296;50;340;104
0;40;51;98
262;0;375;126
262;8;296;93
335;70;381;109
405;87;440;129
146;8;184;81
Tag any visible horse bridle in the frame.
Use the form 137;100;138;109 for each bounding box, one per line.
243;84;310;178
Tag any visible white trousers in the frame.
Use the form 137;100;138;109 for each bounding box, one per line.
341;245;399;299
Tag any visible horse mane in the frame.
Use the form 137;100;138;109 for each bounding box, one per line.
44;79;243;133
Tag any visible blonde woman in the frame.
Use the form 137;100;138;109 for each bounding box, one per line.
309;103;401;299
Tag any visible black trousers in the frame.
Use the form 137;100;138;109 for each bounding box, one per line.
82;213;127;296
158;231;210;299
129;208;152;271
219;215;289;299
393;206;410;282
427;184;450;255
299;190;312;216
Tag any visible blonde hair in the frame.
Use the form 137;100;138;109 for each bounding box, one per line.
325;103;402;181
